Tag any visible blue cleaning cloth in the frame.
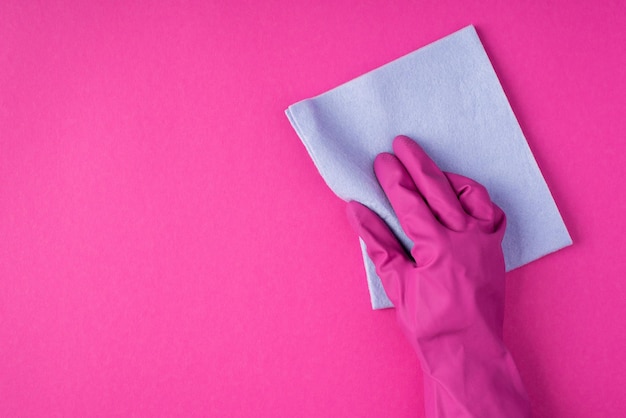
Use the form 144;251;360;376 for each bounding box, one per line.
286;25;572;309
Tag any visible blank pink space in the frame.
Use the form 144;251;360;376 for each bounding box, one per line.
0;1;624;417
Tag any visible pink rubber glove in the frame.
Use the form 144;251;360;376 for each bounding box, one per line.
347;136;530;418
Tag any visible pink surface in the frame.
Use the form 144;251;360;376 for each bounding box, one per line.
0;1;624;417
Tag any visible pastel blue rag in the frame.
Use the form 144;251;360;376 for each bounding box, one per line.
286;25;572;309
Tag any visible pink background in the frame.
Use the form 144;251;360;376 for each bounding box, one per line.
1;1;624;416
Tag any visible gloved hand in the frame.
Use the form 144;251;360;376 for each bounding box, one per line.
346;135;530;418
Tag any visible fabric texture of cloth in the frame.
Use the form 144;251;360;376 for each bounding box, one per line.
285;25;572;309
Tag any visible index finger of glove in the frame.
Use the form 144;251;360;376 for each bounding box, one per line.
393;136;467;231
373;152;442;264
